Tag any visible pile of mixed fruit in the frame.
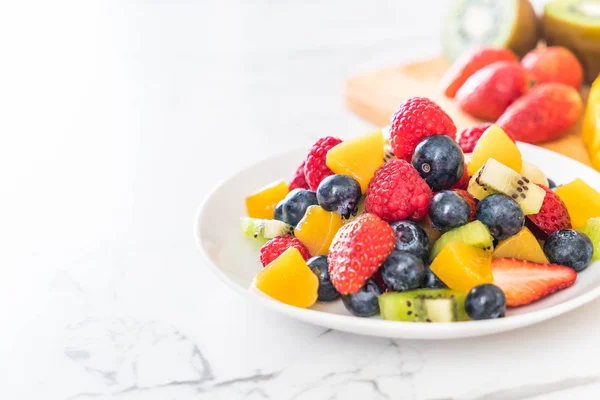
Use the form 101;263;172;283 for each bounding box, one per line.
242;96;600;323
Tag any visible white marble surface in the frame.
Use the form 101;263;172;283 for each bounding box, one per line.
3;0;600;399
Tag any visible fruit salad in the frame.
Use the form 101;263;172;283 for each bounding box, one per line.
242;97;600;323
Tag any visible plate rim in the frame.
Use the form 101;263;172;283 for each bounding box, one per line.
194;143;600;339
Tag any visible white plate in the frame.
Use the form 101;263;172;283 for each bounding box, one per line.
195;143;600;339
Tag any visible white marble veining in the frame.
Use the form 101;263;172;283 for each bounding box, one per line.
2;0;600;399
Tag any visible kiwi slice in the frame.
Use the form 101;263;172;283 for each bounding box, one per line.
443;0;539;62
543;0;600;83
430;220;494;260
468;159;546;215
240;217;294;243
379;289;469;322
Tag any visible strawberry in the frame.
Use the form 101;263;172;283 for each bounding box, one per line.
456;123;493;153
451;163;470;190
304;136;342;190
456;61;532;121
497;83;583;144
522;46;583;90
365;160;432;222
527;184;571;235
388;97;456;161
441;47;518;98
260;236;311;267
492;258;577;307
453;189;476;221
289;160;309;190
328;213;395;294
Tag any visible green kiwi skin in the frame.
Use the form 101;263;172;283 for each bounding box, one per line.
543;1;600;84
379;289;469;323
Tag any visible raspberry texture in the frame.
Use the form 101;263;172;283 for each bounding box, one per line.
364;160;432;222
260;236;311;267
389;97;457;161
289;160;309;190
304;136;342;190
528;185;571;235
456;123;494;153
328;213;395;294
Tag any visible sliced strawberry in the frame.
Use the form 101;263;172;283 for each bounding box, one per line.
492;258;577;307
451;163;469;190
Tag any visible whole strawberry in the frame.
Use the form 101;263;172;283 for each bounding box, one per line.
328;213;395;294
497;83;583;143
456;61;532;121
527;184;571;235
389;97;456;161
289;160;309;190
451;163;470;190
365;160;432;222
304;136;342;190
456;123;493;153
453;189;477;221
260;236;311;267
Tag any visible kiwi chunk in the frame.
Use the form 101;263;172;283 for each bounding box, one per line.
430;220;494;260
379;289;469;322
240;217;294;243
544;0;600;83
443;0;539;62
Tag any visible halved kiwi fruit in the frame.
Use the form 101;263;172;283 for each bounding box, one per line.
443;0;539;62
543;0;600;83
240;217;294;243
379;289;469;322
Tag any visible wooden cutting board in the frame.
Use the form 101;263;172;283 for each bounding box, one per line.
344;56;592;167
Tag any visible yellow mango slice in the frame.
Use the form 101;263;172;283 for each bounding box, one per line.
556;178;600;229
430;241;493;292
493;227;549;264
468;125;522;176
295;205;343;255
246;179;289;219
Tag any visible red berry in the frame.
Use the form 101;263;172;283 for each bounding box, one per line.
289;160;309;190
452;189;477;221
259;236;311;267
527;184;571;235
492;258;577;306
328;213;395;294
451;163;470;190
456;123;494;153
364;160;432;222
304;136;342;190
389;97;456;161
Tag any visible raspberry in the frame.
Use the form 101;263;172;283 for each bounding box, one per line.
528;185;571;235
259;236;311;267
289;160;309;190
456;123;493;153
304;136;342;190
328;214;395;294
364;160;432;222
389;97;456;161
452;163;470;189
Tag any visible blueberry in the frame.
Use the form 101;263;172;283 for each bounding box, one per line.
544;229;593;272
547;178;557;189
381;250;425;291
429;190;470;231
342;279;382;317
411;135;464;191
276;188;318;226
274;202;284;222
465;284;506;320
475;194;524;241
389;220;429;261
422;263;447;289
307;256;340;302
316;174;361;218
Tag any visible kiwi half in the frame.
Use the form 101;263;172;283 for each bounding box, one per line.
443;0;539;62
543;0;600;83
240;217;294;243
430;220;494;260
379;289;469;322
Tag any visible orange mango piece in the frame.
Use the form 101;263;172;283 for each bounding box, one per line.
295;205;343;255
430;241;493;292
493;227;549;264
246;179;289;219
556;178;600;229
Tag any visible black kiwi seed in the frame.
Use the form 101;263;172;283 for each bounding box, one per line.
517;180;524;185
523;177;530;183
407;311;412;315
407;300;412;307
512;194;518;199
524;186;529;191
517;187;523;192
520;193;526;199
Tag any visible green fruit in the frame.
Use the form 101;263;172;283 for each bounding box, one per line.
580;217;600;261
443;0;539;62
430;220;494;260
379;289;469;322
240;217;293;243
543;0;600;83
